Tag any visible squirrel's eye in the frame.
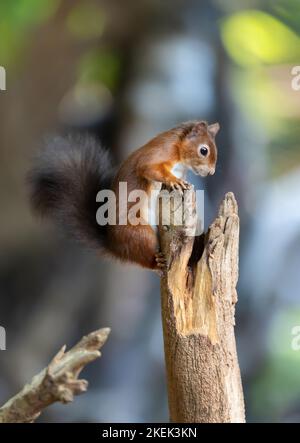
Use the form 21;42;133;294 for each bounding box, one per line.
198;144;209;157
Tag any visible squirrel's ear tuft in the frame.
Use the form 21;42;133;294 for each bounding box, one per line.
187;121;207;138
208;122;220;137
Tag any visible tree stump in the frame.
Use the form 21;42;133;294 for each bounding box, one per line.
159;191;245;423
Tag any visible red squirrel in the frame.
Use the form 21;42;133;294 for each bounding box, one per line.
29;120;219;272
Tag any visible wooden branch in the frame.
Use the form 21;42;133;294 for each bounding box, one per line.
159;190;245;423
0;328;110;423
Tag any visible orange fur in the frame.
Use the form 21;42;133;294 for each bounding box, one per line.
107;121;219;271
30;122;219;273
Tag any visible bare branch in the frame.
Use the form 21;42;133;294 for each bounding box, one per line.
0;328;110;423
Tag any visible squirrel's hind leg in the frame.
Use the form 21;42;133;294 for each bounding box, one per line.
108;224;162;271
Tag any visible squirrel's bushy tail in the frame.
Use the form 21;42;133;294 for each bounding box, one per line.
28;134;114;250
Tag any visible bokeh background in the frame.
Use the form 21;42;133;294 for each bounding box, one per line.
0;0;300;423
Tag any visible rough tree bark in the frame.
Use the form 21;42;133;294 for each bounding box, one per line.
0;328;110;423
159;190;245;423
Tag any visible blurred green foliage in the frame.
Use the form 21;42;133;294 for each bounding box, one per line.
0;0;120;93
77;49;121;92
268;120;300;176
221;10;300;66
0;0;60;67
220;6;300;177
66;2;106;40
273;0;300;34
251;309;300;421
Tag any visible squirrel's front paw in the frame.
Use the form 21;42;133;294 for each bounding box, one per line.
167;179;192;194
